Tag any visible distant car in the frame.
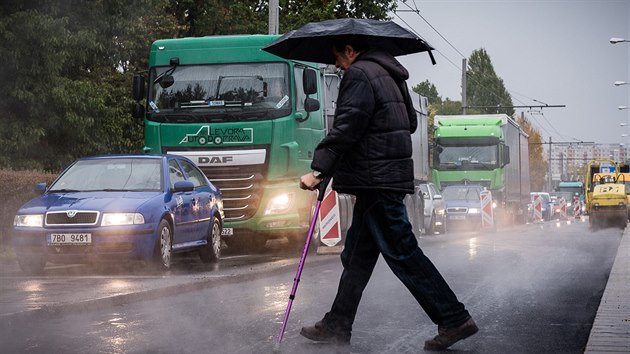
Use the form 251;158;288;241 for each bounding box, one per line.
529;192;552;221
441;184;485;230
417;182;446;234
12;154;224;274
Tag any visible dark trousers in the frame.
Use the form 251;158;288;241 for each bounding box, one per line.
322;191;470;334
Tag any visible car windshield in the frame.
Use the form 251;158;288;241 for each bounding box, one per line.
442;187;481;202
148;62;291;122
49;158;162;192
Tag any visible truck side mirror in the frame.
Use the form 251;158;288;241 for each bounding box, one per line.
303;69;317;95
132;102;145;119
502;145;510;165
304;97;320;112
132;74;145;101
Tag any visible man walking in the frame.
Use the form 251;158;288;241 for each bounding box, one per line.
299;36;477;351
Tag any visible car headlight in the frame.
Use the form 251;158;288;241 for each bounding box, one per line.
468;208;480;214
14;214;44;227
437;209;445;215
264;192;294;215
101;213;145;226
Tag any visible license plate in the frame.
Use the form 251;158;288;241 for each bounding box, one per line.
449;215;466;220
47;233;92;245
221;228;233;236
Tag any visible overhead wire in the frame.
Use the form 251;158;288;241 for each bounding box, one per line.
393;0;564;139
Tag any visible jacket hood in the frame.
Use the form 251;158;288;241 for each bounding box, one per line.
356;50;409;82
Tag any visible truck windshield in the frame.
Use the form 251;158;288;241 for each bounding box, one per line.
435;144;499;170
147;63;291;122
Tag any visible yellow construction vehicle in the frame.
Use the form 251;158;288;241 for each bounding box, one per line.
588;173;627;230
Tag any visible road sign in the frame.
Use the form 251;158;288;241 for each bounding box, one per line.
318;187;342;247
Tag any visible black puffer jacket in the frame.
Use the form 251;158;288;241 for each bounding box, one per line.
311;50;417;194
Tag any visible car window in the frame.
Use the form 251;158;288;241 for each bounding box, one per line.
168;159;186;189
428;184;437;196
178;159;205;188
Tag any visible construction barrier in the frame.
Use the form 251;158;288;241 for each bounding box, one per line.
533;194;543;222
480;190;494;229
560;198;567;219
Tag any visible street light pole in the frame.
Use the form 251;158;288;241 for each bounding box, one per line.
614;81;629;86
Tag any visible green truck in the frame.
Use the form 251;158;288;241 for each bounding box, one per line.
432;114;530;224
131;35;346;251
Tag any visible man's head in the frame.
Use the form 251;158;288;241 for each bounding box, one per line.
331;36;370;70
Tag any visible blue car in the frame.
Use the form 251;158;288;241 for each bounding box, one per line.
441;184;485;230
12;154;224;274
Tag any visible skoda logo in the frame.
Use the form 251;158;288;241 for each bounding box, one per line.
66;210;78;218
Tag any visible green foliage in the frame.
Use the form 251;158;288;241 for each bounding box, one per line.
413;80;442;106
466;48;514;116
517;113;547;191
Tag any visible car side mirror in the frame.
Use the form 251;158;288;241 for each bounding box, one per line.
434;194;443;200
35;183;47;195
172;180;194;193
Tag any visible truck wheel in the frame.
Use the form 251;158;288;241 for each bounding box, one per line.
199;216;221;263
152;219;173;270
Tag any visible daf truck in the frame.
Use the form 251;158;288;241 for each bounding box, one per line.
131;35;346;251
432;114;530;224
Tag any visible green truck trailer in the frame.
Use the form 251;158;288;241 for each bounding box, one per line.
432;114;530;224
131;35;351;251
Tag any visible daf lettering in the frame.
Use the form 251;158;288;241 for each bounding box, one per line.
199;156;234;164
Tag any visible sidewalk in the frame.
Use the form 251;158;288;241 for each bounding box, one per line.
585;227;630;353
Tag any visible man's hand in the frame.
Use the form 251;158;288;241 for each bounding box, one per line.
300;172;323;191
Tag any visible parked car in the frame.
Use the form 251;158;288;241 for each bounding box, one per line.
529;192;553;221
417;182;446;234
12;154;224;274
441;184;485;230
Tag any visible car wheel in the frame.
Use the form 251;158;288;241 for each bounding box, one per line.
17;256;45;275
199;216;221;263
153;219;173;270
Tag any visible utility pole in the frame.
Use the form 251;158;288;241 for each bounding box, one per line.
461;58;467;115
268;0;279;35
548;136;552;192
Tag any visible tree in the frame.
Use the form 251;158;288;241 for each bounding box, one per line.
466;48;514;116
517;113;547;191
412;80;442;106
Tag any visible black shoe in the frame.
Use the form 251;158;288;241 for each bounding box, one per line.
300;320;351;345
424;318;478;351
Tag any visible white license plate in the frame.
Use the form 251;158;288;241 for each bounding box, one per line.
221;228;233;236
449;215;466;220
48;233;92;245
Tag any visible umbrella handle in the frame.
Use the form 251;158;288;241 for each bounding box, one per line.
316;177;331;202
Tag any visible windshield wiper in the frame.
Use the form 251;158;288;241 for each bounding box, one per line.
48;189;81;193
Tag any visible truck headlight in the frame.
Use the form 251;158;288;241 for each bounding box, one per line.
468;208;480;214
101;213;145;226
14;214;44;227
264;192;294;215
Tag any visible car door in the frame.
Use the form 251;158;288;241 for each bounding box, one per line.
177;158;212;243
168;158;197;245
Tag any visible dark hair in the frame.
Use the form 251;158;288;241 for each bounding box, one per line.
332;35;370;53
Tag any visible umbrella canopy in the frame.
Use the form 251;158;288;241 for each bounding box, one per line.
262;18;436;65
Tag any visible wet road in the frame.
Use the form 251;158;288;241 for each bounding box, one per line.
0;219;622;353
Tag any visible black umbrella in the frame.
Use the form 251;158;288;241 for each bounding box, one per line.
262;18;436;65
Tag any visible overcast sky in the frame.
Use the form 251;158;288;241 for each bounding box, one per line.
391;0;630;145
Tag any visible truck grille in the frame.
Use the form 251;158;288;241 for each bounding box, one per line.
200;165;266;221
45;211;99;226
